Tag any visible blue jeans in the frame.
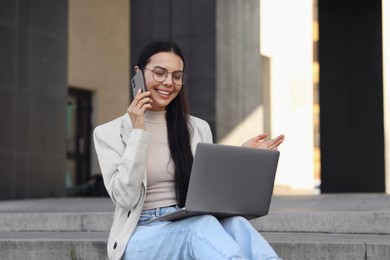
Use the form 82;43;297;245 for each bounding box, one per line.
123;205;281;260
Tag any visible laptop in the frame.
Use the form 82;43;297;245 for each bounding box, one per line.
147;142;280;222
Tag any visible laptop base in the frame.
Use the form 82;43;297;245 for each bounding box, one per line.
146;208;259;223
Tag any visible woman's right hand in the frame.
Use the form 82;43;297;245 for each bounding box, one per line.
127;89;153;129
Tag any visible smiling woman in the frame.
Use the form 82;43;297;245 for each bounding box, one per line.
133;52;184;112
93;41;284;260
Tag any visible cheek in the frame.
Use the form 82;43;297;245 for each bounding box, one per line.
144;78;158;90
174;85;182;93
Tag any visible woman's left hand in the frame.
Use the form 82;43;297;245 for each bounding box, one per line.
242;133;285;150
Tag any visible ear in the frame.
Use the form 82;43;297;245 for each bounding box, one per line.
134;66;140;72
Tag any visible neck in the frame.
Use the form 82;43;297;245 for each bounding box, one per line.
144;110;166;123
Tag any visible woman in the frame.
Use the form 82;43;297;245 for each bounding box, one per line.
94;41;284;260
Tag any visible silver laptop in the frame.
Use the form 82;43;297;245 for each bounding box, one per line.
147;142;280;222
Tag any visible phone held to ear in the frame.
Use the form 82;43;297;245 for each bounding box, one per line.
131;70;146;98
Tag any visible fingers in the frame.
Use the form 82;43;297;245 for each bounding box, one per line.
268;139;283;150
135;88;149;99
242;133;268;148
130;90;153;113
127;90;153;129
242;133;285;150
136;96;153;112
253;133;268;143
272;134;285;144
267;134;285;150
134;89;151;104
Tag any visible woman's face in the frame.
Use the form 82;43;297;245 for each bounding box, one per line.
142;52;184;111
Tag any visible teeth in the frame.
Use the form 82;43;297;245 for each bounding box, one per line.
157;90;170;95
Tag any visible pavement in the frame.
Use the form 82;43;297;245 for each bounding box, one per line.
0;193;389;259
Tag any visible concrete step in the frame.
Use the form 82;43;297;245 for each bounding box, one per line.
1;231;389;260
251;210;390;235
2;209;390;235
1;194;390;234
0;231;108;260
1;194;390;259
0;198;114;232
0;212;113;232
252;193;390;235
264;232;390;260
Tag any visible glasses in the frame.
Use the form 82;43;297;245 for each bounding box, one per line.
144;67;186;86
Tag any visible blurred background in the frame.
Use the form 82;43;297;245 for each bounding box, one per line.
0;0;388;200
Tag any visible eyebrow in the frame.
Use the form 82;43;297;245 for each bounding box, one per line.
152;66;184;73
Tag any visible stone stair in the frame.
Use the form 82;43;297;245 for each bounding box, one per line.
0;194;389;259
252;194;390;260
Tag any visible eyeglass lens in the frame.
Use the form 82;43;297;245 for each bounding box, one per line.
151;67;185;85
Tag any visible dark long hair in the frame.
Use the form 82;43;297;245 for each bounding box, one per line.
136;41;193;207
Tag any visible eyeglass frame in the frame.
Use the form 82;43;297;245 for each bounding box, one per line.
143;66;187;86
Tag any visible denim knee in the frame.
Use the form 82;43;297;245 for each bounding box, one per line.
221;216;251;229
191;215;221;233
186;215;246;259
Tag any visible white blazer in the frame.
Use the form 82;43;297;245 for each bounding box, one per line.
93;113;213;260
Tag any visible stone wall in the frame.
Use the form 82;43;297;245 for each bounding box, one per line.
0;0;68;199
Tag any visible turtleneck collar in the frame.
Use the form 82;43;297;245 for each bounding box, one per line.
144;110;167;123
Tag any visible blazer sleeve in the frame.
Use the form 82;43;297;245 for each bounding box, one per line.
203;121;213;144
93;124;151;210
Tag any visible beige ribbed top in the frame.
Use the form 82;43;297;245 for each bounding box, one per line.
142;110;177;209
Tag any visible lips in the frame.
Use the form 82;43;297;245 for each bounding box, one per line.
156;89;171;96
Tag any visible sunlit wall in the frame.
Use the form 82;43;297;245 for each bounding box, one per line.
68;0;130;126
68;0;129;180
260;0;315;193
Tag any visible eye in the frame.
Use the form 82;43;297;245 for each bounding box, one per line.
153;69;167;77
172;72;183;80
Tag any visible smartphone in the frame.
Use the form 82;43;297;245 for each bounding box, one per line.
131;70;146;98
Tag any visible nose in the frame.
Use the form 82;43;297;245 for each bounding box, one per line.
162;73;174;86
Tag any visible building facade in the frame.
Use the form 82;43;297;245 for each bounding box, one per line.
0;0;387;200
